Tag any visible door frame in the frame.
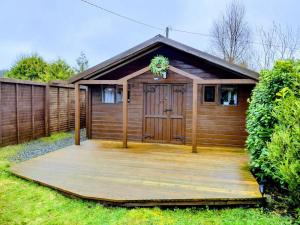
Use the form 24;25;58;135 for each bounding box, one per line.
142;83;187;144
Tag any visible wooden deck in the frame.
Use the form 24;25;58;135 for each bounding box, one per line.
11;140;263;207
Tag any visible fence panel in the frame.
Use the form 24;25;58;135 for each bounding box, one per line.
0;78;86;147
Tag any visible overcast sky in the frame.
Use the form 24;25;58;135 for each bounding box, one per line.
1;0;299;70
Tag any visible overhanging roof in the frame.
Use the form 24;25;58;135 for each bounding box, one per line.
69;35;259;83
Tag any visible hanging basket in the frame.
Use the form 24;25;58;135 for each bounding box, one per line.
149;55;169;80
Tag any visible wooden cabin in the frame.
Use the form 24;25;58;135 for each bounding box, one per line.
70;35;259;152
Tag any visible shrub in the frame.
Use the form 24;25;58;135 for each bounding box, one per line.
5;54;74;82
266;87;300;205
46;59;74;81
246;60;300;180
247;60;300;208
5;54;48;81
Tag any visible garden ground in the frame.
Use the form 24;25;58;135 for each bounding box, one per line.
0;132;294;225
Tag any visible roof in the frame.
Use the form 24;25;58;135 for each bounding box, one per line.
69;35;259;83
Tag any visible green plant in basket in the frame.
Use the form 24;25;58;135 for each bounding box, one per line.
149;55;169;79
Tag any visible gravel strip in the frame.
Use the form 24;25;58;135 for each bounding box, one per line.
11;129;86;162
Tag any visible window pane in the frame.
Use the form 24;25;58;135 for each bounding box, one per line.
204;86;215;102
102;86;115;103
101;85;130;103
221;86;237;105
116;86;123;103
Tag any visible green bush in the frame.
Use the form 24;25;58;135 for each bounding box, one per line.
5;54;74;82
46;59;74;81
266;88;300;205
246;60;300;206
5;54;49;81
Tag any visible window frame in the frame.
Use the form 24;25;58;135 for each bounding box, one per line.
100;84;130;104
219;85;239;106
202;85;218;105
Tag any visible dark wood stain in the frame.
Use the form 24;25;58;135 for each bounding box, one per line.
0;79;87;147
97;46;248;81
143;84;186;144
90;69;253;147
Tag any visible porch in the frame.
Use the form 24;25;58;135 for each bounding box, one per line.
74;65;257;152
11;140;263;207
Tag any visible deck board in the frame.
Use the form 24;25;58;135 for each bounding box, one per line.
11;140;262;206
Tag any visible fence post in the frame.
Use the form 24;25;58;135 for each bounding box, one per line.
31;85;35;139
45;84;50;136
16;84;20;144
57;87;60;132
67;88;70;131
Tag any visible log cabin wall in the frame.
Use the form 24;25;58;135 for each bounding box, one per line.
90;90;123;140
90;71;190;141
89;70;253;147
0;79;86;147
195;85;252;147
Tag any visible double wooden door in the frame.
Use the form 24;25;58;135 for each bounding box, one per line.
143;84;186;144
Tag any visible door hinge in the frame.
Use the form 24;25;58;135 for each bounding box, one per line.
144;135;154;139
173;88;186;93
174;136;185;142
144;87;156;93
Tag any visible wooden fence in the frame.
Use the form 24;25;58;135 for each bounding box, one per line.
0;78;86;147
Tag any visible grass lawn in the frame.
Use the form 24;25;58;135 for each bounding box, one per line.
0;132;293;225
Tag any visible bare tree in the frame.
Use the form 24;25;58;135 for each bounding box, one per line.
256;22;300;69
256;24;278;69
277;24;299;59
210;0;251;65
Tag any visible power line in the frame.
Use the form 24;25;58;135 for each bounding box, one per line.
80;0;164;31
172;28;214;38
80;0;300;52
79;0;221;38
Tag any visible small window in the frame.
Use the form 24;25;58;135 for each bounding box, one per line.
102;85;116;103
220;86;238;105
101;85;130;104
116;86;123;103
204;86;215;102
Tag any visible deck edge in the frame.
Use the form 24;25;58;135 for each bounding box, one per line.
11;168;264;207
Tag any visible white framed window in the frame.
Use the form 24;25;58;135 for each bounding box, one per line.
102;86;116;103
101;85;130;104
220;86;238;106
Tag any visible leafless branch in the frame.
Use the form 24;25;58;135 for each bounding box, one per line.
210;0;251;65
256;22;300;69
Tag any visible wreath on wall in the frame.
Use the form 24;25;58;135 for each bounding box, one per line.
149;55;169;80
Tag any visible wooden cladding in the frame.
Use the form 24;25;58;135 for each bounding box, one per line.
143;84;186;144
89;70;253;147
0;79;86;147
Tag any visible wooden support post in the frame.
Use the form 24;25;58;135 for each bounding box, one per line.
122;81;128;148
192;81;198;153
86;87;91;139
45;85;50;136
16;84;20;144
31;85;35;139
88;87;92;139
75;83;80;145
